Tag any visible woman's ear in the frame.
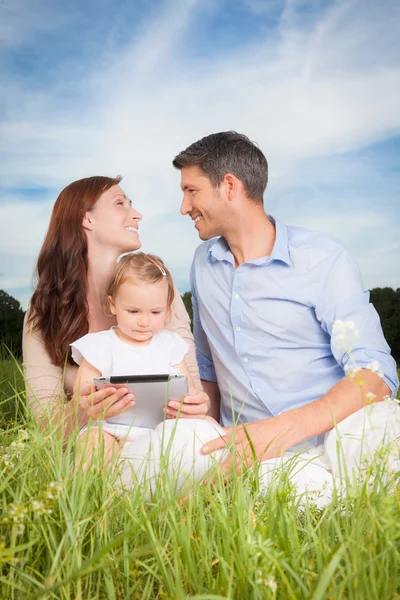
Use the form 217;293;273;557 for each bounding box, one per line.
82;212;93;230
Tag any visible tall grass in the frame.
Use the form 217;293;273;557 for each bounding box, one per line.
1;354;400;599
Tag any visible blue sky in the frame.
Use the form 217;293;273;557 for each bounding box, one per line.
1;0;399;308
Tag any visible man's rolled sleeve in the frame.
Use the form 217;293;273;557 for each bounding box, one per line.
316;248;399;397
190;261;217;383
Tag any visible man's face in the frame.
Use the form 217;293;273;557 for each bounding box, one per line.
179;165;226;240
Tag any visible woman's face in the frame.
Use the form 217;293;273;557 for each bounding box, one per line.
83;185;142;252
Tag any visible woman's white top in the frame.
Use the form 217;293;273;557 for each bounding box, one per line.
70;327;189;376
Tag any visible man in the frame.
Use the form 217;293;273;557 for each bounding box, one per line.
172;131;399;475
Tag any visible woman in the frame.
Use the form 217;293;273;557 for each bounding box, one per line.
23;176;217;453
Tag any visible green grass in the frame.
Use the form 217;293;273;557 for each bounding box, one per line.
0;356;400;599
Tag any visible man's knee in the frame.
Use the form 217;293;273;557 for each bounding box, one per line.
324;399;400;474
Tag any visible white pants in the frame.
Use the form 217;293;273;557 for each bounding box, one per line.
94;400;400;504
258;399;400;507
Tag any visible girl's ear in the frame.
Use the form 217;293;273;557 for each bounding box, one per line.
82;212;93;230
108;296;117;315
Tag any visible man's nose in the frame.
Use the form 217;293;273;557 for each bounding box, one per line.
180;196;192;216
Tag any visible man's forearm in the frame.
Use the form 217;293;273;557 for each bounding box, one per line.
201;379;221;422
285;369;392;447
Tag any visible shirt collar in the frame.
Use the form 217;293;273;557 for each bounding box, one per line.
208;215;292;267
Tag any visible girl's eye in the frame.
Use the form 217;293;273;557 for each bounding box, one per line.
128;310;138;314
151;311;161;315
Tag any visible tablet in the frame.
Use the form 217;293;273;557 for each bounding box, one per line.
93;374;188;428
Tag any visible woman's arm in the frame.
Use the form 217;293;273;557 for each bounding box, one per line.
165;287;201;389
22;312;78;430
23;315;134;441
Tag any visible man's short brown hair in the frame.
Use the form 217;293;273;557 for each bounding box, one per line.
173;131;268;204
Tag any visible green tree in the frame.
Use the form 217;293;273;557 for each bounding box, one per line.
181;291;193;331
0;290;25;358
370;287;400;363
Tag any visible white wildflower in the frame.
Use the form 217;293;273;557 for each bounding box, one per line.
31;500;52;515
331;320;359;352
46;481;63;500
264;578;277;592
344;365;362;379
366;392;376;402
367;361;383;378
18;429;29;441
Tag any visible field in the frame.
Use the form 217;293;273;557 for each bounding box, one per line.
1;355;400;600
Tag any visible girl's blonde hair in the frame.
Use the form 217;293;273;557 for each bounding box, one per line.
107;252;175;311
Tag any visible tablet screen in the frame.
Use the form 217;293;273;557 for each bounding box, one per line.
93;374;188;428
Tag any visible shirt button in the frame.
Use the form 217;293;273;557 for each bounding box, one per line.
234;294;239;299
235;326;241;332
243;357;249;364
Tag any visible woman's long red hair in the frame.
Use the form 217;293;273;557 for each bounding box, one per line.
28;176;121;366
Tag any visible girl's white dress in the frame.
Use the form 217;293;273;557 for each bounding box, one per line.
70;327;227;490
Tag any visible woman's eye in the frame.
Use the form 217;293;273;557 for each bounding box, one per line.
116;201;124;206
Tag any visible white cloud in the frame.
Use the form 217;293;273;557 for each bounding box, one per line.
1;0;400;305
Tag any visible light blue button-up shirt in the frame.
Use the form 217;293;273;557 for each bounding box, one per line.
191;216;399;429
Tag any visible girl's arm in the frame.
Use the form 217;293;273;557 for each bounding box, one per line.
73;358;102;395
166;359;211;419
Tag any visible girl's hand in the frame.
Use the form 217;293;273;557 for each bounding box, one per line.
74;383;135;422
165;388;210;419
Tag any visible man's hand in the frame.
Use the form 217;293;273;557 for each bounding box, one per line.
165;388;211;419
201;414;297;475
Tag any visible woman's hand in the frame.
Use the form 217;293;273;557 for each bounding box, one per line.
74;383;135;422
165;387;210;420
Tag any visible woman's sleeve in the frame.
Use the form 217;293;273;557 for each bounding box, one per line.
22;312;77;422
165;286;201;388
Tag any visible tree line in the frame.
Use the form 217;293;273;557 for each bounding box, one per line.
1;287;399;363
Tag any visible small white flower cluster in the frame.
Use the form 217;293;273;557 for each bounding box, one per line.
367;360;383;378
255;570;277;592
1;429;30;471
1;480;63;536
331;320;359;352
31;500;53;516
1;502;28;536
344;364;362;379
45;481;63;500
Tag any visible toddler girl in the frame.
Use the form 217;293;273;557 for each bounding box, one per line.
71;252;225;486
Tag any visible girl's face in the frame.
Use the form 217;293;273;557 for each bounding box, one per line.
83;185;142;253
108;279;169;345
